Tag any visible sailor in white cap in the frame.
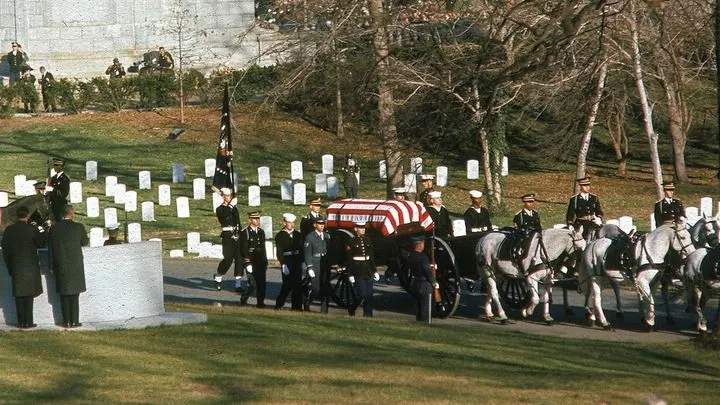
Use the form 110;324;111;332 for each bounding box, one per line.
274;212;304;311
104;223;122;246
393;187;407;201
464;190;491;234
427;190;451;238
345;219;378;317
212;187;243;292
416;174;435;207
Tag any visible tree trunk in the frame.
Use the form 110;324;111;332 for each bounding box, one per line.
575;60;608;194
715;0;720;178
656;63;690;183
335;72;344;138
471;79;502;210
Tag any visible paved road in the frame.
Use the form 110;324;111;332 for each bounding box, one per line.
163;258;717;343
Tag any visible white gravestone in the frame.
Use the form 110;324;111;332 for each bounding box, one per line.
410;157;423;174
139;171;152;190
258;166;271;187
113;184;126;204
13;174;26;196
90;227;105;247
265;241;276;261
125;191;138;212
260;216;273;236
501;156;509;176
21;180;36;196
86;197;100;218
281;180;293;201
176;197;190;218
327;176;339;199
105;176;118;197
128;223;142;243
212;193;223;211
172;163;185;183
700;197;713;217
158;185;171;206
142;201;156;221
204;158;216;178
404;174;417;193
293;183;307;205
436;166;448;187
315;174;327;194
187;232;201;253
86;161;98;181
169;249;184;258
452;219;467;237
379;160;387;179
467;160;479;180
69;182;83;204
104;208;118;228
717;202;720;217
618;216;634;234
686;207;700;226
193;178;206;200
291;161;304;180
248;185;261;207
322;154;334;174
0;192;8;208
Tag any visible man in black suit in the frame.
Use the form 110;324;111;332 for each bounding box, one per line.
50;205;89;328
39;66;56;112
46;158;70;222
240;211;268;307
274;213;304;311
2;206;46;328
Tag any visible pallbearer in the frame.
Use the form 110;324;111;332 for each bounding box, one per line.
427;191;451;238
653;182;686;226
463;190;491;233
416;174;435;207
346;220;378;317
393;187;407;202
300;198;324;237
407;235;438;323
304;217;332;313
240;211;268;308
274;213;304;311
565;176;603;240
213;188;243;292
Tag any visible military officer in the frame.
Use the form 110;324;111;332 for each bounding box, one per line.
393;187;407;201
514;193;542;234
416;174;435;207
29;181;52;231
566;176;603;240
407;235;438;323
49;205;89;328
212;188;243;292
427;191;452;238
274;213;304;311
346;220;378;317
240;211;268;308
2;206;46;328
463;190;491;234
300;197;324;236
46;158;70;222
7;41;26;84
341;153;360;198
654;182;686;226
304;217;332;313
104;223;122;246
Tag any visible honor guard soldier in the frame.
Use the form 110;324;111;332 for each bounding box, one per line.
393;187;407;201
39;66;56;112
274;213;304;311
346;220;379;317
213;188;243;292
566;176;603;240
416;174;435;207
304;217;332;313
46;158;70;222
104;223;122;246
654;182;686;226
300;198;324;236
427;191;452;238
240;211;268;308
463;190;492;234
29;181;51;232
341;153;360;198
7;41;26;84
514;193;542;234
105;58;126;79
407;236;438;323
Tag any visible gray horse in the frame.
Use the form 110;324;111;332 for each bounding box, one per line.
681;239;720;333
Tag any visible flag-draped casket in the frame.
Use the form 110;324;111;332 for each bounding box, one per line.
325;199;435;236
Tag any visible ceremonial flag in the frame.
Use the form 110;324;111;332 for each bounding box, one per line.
212;85;234;193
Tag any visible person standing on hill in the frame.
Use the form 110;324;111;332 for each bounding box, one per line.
39;66;56;112
7;41;26;84
341;154;360;198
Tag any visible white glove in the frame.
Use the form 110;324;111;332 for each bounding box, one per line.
281;264;290;275
348;275;355;284
430;264;437;270
433;282;440;289
373;272;380;282
308;269;316;278
593;217;602;226
245;264;253;274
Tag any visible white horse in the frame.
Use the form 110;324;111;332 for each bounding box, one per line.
681;243;720;333
633;222;695;330
476;226;586;324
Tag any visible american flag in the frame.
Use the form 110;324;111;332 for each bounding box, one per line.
326;199;434;236
211;85;234;193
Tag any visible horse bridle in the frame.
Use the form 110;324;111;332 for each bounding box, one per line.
672;227;694;258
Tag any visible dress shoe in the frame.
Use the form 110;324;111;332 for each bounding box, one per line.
256;304;266;309
24;323;37;329
72;323;83;328
215;281;222;291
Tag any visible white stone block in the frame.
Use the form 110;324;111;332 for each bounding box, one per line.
86;197;100;218
404;174;417;193
0;192;8;208
90;227;105;247
105;175;118;197
258;166;271;187
22;180;36;196
291;161;303;180
327;177;338;199
104;208;118;228
187;232;201;253
248;185;261;207
128;223;142;243
113;184;126;204
686;207;700;226
125;191;137;212
553;223;567;229
322;154;334;174
142;201;156;222
260;216;273;236
196;241;213;257
436;166;448;187
212;192;223;211
265;241;275;260
315;173;327;193
293;183;306;205
69;181;83;204
700;197;713;217
176;197;190;218
139;170;152;190
172;163;185;183
169;249;184;258
618;216;633;234
379;160;387;179
410;157;423;174
13;174;26;197
158;185;171;206
281;180;293;201
86;161;98;181
467;160;479;180
193;178;206;200
501;156;509;176
452;220;466;237
204;158;216;178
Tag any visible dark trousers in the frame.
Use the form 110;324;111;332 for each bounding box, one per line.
411;280;433;323
217;232;242;277
51;200;66;222
275;264;303;310
575;220;598;241
241;254;268;308
60;294;80;325
345;185;358;198
350;278;374;317
253;267;267;307
42;90;56;112
15;296;34;326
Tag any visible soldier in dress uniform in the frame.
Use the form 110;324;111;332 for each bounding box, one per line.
514;193;542;234
566;176;603;240
212;188;243;292
427;191;451;238
46;158;70;222
345;220;378;317
29;181;52;231
463;190;491;234
105;58;126;79
341;153;360;198
416;174;435;207
104;223;122;246
19;68;37;113
654;182;686;226
300;198;324;236
2;206;46;328
407;235;438;323
304;217;332;313
7;41;26;84
274;213;304;311
393;187;407;201
240;211;268;308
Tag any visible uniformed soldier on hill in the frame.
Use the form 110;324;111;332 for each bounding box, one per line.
274;213;304;311
300;198;324;236
212;188;243;292
158;47;174;70
240;211;268;308
566;176;603;240
46;158;70;222
463;190;491;234
654;182;686;226
346;220;379;317
416;174;435;207
341;153;360;198
427;190;451;238
29;181;52;231
407;235;438;323
304;217;332;313
514;193;542;234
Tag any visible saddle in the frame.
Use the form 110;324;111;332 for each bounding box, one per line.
498;229;534;268
700;248;720;281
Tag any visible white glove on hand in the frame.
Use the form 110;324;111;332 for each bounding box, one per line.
349;275;356;284
282;264;290;276
245;264;253;274
308;269;316;278
373;272;380;282
433;282;440;289
593;216;603;226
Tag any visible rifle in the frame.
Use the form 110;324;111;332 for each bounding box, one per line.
428;231;442;304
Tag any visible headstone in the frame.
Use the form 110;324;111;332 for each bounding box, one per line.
618;216;634;234
193;178;206;200
69;181;83;204
125;191;138;212
128;223;142;243
649;214;656;231
139;170;152;190
379;160;387;179
467;159;479;180
410;157;423;174
293;183;306;205
327;176;339;199
212;192;223;211
141;201;155;221
501;156;509;176
176;197;190;218
322;154;334;174
436;166;448;187
86;161;98;181
0;192;8;208
86;197;100;218
452;219;466;237
187;232;201;253
113;184;126;204
104;207;118;228
21;180;36;196
169;249;184;258
158;185;171;206
700;197;713;217
196;242;213;257
686;207;700;226
90;227;105;247
404;174;417;193
13;174;26;196
260;216;273;236
233;172;240;193
105;175;118;197
315;174;327;193
291;161;303;180
265;241;275;261
258;166;271;187
280;179;293;201
204;158;216;178
172;163;185;183
248;185;261;207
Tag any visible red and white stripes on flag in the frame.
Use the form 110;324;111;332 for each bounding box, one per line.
326;199;434;236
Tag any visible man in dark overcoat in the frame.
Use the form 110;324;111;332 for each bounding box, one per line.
2;206;46;328
304;217;332;313
407;236;438;323
50;205;89;328
38;66;56;112
274;213;304;311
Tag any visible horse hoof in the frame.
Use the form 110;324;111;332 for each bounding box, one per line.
585;313;594;327
482;316;493;323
